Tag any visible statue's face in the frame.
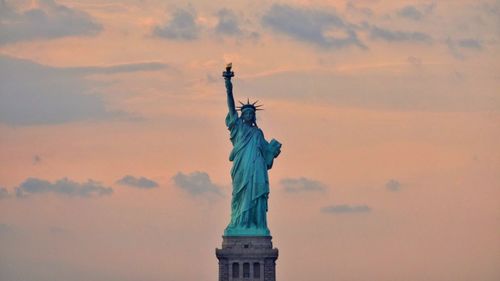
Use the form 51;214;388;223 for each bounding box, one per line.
241;109;255;123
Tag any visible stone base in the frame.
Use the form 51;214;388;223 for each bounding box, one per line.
216;236;278;281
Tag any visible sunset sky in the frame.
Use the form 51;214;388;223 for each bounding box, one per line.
1;1;499;281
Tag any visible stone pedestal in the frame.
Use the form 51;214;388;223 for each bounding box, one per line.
216;236;278;281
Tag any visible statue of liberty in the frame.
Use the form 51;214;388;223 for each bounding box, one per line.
222;63;282;236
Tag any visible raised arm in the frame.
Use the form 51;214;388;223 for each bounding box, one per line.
223;63;237;116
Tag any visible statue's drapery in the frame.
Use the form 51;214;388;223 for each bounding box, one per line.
224;112;279;236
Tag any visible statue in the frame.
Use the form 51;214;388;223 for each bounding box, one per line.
222;63;282;236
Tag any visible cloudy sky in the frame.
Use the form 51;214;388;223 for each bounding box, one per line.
0;0;499;280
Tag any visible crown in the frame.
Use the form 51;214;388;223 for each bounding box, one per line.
236;98;264;112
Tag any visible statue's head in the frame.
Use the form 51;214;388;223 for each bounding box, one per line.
237;99;263;126
241;107;256;124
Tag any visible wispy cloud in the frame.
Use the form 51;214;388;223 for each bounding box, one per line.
0;223;15;234
446;38;483;59
385;179;402;192
33;155;42;165
398;5;424;21
172;171;223;197
280;177;326;193
49;226;68;235
407;56;422;67
397;3;435;21
346;1;373;17
365;23;433;43
116;175;158;189
153;8;200;40
0;0;102;45
238;67;500;111
215;8;241;36
62;62;169;74
0;55;116;125
15;177;113;198
0;187;9;199
262;4;365;49
456;39;483;49
321;204;372;214
0;55;167;126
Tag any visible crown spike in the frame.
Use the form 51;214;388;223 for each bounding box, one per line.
236;98;264;112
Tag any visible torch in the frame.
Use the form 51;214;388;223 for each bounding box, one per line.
222;62;234;79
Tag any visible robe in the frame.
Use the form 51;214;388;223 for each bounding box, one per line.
224;112;280;236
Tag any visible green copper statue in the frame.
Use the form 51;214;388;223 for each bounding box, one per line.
222;63;282;236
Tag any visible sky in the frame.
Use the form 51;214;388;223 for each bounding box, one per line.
0;0;499;280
